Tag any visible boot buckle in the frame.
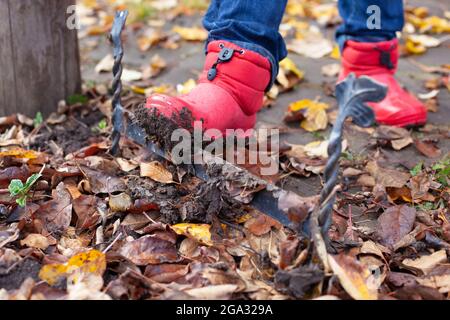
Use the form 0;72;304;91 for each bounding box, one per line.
379;50;394;70
207;47;235;81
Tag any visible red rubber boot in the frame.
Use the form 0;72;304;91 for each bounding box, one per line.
338;39;427;127
145;40;271;136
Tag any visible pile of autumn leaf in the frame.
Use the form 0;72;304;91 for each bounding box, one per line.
0;104;448;300
0;0;449;301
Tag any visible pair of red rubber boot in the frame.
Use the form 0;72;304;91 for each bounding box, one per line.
145;39;427;134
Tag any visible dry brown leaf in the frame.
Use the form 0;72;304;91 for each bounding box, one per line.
402;250;447;275
414;139;442;158
366;161;410;188
34;182;73;234
120;235;178;265
20;234;50;250
109;193;132;213
376;205;416;248
140;161;174;184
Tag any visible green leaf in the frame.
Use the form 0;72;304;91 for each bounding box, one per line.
34;112;43;127
410;162;423;176
24;173;42;190
8;179;24;196
8;173;42;207
16;196;27;208
67;94;88;105
97;119;107;130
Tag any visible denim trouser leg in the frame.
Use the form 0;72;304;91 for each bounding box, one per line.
336;0;405;50
203;0;288;88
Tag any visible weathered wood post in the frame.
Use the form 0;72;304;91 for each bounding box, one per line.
0;0;81;117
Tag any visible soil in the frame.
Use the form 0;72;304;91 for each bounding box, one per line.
30;107;105;155
0;258;41;291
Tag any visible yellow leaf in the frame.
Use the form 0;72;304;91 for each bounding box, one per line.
177;78;197;94
171;223;213;246
412;7;429;18
235;213;253;224
140;161;174;184
173;26;207;41
328;254;378;300
131;86;147;95
420;16;450;34
286;2;306;17
39;250;106;286
330;45;341;60
145;84;175;96
279;58;305;80
289;99;329;132
405;38;427;54
0;148;40;160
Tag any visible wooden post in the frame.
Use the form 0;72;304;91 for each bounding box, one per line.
0;0;81;117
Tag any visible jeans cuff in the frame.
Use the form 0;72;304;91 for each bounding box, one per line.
205;36;278;92
336;34;396;52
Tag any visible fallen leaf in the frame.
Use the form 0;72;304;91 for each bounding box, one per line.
95;54;114;73
137;29;166;51
402;250;447;275
288;99;329;132
185;284;238;300
376;205;417;248
140;161;174;184
356;174;376;187
67;273;111;300
120;235;178;265
0;223;20;249
172;26;207;41
142;54;167;79
343;167;363;177
82;167;127;194
171;223;213;246
115;158;139;172
244;215;281;236
328;253;378;300
417;267;450;293
72;195;103;232
366;161;410;188
321;63;341;77
176;78;197;94
360;240;390;260
418;89;440;100
20;234;50;250
288;37;333;59
122;69;143;82
386;186;413;203
39;250;106;286
34;182;73;234
144;264;189;283
414;139;442;158
109;193;132;213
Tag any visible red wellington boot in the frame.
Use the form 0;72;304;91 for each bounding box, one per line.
338;39;427;127
145;40;271;136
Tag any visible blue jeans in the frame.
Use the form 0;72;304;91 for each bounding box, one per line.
203;0;404;87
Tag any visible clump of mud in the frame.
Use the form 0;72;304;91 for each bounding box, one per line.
126;173;246;225
135;105;195;153
132;105;255;224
